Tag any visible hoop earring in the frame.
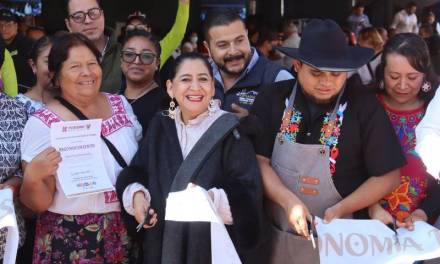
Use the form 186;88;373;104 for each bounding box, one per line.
165;98;177;119
422;80;432;93
379;80;384;90
208;99;217;115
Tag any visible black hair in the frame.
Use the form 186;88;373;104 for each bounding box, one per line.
354;4;365;9
406;1;417;8
203;9;245;42
419;24;434;35
122;30;161;59
169;53;213;81
48;33;101;88
29;36;53;64
375;33;439;104
64;0;101;17
255;27;278;47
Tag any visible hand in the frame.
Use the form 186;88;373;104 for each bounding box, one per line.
26;147;61;181
133;191;157;229
397;209;428;231
324;202;345;224
231;103;249;119
208;188;233;225
285;198;311;237
368;203;393;225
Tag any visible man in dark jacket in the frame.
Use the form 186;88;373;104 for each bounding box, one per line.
203;10;293;118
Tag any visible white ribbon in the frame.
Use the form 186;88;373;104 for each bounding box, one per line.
165;184;241;264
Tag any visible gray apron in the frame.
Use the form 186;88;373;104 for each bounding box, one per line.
267;83;350;264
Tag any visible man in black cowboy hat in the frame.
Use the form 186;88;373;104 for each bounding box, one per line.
250;19;406;263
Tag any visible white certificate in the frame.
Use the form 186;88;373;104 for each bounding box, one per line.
51;119;114;198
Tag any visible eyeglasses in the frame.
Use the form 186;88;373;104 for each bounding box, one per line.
69;7;103;24
126;24;150;32
121;50;156;65
0;21;15;30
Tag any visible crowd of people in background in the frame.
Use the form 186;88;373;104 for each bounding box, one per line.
0;0;439;263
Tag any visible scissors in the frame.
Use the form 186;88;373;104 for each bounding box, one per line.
386;218;400;245
136;206;152;232
307;214;317;249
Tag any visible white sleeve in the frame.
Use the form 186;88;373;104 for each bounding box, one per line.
20;116;51;163
121;95;143;141
122;183;151;216
416;87;440;178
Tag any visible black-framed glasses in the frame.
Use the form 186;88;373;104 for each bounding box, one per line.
121;50;156;65
69;7;103;24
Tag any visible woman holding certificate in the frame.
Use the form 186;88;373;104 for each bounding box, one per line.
116;53;263;264
20;33;142;263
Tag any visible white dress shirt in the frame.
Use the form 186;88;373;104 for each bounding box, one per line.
391;9;418;34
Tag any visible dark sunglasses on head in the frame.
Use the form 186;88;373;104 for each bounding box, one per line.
121;50;156;65
126;24;150;32
69;7;103;24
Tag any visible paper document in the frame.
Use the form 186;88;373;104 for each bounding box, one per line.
51;119;113;198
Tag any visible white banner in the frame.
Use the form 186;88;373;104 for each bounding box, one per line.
0;189;19;264
315;217;440;264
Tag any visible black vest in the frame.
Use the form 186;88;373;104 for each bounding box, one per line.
215;55;286;111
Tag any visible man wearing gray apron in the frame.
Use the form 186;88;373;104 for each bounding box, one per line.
250;19;407;264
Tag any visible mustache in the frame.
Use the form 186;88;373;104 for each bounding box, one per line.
224;54;245;63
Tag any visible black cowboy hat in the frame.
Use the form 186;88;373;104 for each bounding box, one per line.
277;19;374;71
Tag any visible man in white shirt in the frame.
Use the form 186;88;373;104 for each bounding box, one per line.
390;2;418;34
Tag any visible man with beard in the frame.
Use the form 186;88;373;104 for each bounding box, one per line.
249;19;406;264
390;1;418;34
203;10;293;118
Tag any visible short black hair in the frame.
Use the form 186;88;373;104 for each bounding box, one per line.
354;4;365;9
49;33;101;88
64;0;101;17
256;27;278;47
406;1;417;8
203;9;245;42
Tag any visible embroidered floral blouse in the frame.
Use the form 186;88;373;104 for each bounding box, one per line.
21;93;142;215
378;95;428;221
0;93;27;258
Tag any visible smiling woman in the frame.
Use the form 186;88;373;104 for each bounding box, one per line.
19;33;142;263
116;52;263;264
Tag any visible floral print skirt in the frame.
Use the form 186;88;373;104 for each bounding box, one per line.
32;211;132;264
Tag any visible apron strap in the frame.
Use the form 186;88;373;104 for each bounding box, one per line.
286;81;346;123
